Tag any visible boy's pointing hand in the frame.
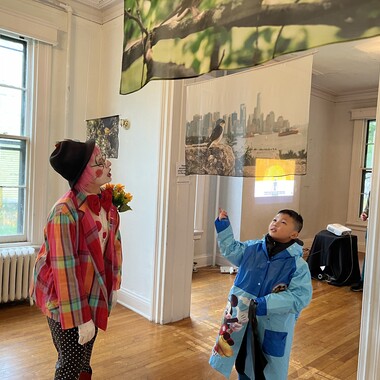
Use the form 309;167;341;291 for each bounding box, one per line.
215;208;230;233
218;208;228;220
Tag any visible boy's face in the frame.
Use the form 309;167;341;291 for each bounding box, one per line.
268;213;299;243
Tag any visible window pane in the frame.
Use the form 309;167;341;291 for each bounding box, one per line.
364;120;375;169
0;36;25;88
0;187;25;236
365;143;374;168
0;139;26;237
360;171;372;216
0;86;23;135
367;120;376;144
0;138;26;187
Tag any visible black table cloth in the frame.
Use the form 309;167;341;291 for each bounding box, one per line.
306;230;361;286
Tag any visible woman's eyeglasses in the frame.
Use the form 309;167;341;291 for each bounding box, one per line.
90;154;107;168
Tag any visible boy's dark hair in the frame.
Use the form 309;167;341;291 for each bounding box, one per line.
278;209;303;233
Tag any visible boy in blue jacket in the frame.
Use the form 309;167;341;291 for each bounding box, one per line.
209;208;312;380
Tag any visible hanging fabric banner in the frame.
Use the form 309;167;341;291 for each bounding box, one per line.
120;0;380;95
185;55;313;177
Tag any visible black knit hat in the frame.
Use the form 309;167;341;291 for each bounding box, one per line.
49;139;96;188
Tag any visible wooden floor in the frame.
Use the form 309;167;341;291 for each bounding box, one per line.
0;265;363;380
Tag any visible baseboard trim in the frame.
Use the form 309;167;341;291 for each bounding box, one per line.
117;288;152;321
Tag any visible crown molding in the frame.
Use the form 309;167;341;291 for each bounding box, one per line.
311;84;378;104
335;88;379;103
311;86;337;103
101;0;123;23
75;0;118;10
32;0;122;24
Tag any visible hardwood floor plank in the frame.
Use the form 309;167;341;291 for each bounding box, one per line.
0;266;361;379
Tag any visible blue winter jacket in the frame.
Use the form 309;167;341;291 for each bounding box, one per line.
209;219;312;379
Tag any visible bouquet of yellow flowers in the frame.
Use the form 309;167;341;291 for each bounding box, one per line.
102;183;133;212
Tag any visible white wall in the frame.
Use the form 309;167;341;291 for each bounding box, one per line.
219;176;243;239
99;16;196;323
99;16;165;318
299;90;336;240
48;14;104;205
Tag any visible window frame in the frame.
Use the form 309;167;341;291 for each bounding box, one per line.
347;107;377;227
0;33;29;243
360;119;375;215
0;30;51;247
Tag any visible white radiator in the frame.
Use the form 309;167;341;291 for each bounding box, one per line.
0;246;36;304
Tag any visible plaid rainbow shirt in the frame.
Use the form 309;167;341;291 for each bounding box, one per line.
32;189;122;331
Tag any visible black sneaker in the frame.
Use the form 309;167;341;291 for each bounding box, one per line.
350;282;363;292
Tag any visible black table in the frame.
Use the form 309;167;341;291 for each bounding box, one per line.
306;230;361;286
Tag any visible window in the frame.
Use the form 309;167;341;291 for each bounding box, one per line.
0;30;52;246
360;119;375;215
347;108;377;226
0;34;28;242
0;7;56;248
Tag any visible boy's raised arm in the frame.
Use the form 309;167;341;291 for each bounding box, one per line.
215;208;230;233
214;208;250;267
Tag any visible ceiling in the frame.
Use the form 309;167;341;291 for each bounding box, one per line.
311;36;380;96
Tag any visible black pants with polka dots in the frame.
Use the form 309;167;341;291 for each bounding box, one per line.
47;317;98;380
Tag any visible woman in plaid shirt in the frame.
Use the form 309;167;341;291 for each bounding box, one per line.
31;139;123;380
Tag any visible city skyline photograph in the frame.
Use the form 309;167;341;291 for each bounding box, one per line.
185;56;313;177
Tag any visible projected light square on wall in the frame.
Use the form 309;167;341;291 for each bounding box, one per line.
254;158;295;198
